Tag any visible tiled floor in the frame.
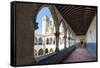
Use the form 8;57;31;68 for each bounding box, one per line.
64;47;96;62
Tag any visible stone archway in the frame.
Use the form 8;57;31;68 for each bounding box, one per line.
32;4;60;55
59;20;67;49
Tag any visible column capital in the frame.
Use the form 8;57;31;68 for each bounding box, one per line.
55;31;60;37
54;31;60;52
33;22;38;30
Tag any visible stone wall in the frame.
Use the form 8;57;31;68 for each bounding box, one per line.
16;2;33;65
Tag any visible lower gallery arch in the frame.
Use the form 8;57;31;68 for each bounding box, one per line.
34;49;37;56
50;48;53;52
45;48;48;53
38;48;44;55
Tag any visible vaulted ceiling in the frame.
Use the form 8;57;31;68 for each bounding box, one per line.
55;5;97;35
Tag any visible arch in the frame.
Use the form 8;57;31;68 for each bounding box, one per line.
46;38;49;44
32;5;60;35
32;5;59;57
45;48;48;53
50;48;53;52
53;38;55;45
36;37;39;45
59;20;68;34
59;23;64;33
34;37;37;45
50;38;52;44
38;48;44;55
33;5;59;28
34;49;37;56
39;37;42;45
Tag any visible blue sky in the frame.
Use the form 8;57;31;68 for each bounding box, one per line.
36;7;52;33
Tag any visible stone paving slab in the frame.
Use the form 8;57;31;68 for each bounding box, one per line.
64;47;96;62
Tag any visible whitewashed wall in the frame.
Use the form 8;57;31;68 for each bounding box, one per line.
86;15;96;43
85;15;96;57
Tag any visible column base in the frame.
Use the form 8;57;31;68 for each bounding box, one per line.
55;48;59;52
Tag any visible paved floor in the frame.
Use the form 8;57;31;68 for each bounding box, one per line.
64;47;96;62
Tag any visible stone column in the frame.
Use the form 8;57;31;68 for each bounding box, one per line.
55;31;60;52
32;30;36;63
68;30;70;47
64;27;68;49
32;11;39;63
43;36;46;55
15;3;37;65
32;21;38;63
64;35;67;49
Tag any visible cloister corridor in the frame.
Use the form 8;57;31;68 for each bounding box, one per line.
13;2;97;65
32;4;97;64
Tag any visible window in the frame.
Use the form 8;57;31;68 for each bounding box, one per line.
34;50;37;56
50;38;52;44
34;37;37;45
46;38;49;44
53;38;55;44
39;37;42;45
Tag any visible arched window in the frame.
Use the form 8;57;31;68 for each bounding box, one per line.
34;37;37;45
50;48;53;52
50;38;52;44
34;49;37;56
46;38;49;44
35;37;37;43
53;38;55;44
39;37;42;45
38;48;44;55
45;48;48;53
37;38;39;45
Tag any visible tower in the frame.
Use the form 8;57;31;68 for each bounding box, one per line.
49;17;54;33
42;15;49;35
